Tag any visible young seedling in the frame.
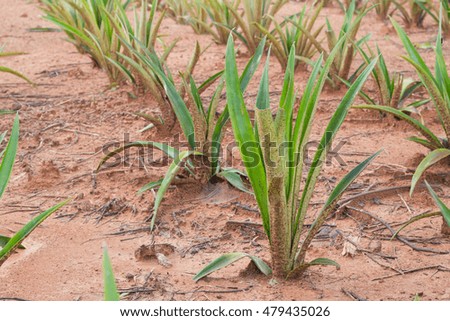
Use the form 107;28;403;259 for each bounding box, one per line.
163;0;210;34
194;35;379;280
393;0;433;28
371;0;395;20
42;0;129;83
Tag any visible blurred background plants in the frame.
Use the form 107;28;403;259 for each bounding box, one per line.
257;1;324;69
302;0;373;89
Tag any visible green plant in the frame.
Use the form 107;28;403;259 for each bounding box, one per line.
256;2;324;69
441;0;450;36
0;47;33;84
421;1;450;36
301;0;373;88
42;0;128;83
97;39;267;229
371;0;395;20
203;0;241;44
0;115;68;267
393;182;450;236
393;0;433;28
103;246;120;301
164;0;211;34
354;18;450;194
194;35;379;280
226;0;288;54
116;36;201;130
345;44;427;111
105;0;176;95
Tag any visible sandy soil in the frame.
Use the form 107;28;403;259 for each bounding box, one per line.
0;0;449;301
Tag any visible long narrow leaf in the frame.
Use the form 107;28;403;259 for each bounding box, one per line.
0;199;70;266
193;252;271;282
411;149;450;194
225;35;270;237
426;181;450;227
0;114;19;199
103;246;120;301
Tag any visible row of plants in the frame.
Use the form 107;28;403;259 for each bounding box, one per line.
2;0;449;286
194;12;450;279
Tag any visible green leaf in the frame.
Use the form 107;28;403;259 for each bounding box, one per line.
0;114;19;200
0;66;33;84
426;181;450;227
103;246;120;301
217;168;251;194
225;34;270;237
353;105;443;150
411;149;450;195
137;178;163;195
150;150;199;229
193;252;272;282
392;211;441;238
324;151;382;209
0;199;70;266
97;141;178;171
0;235;25;249
307;257;340;269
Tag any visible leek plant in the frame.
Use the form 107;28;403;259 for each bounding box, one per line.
0;115;68;267
97;40;267;229
354;17;450;194
194;35;379;280
256;2;324;69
